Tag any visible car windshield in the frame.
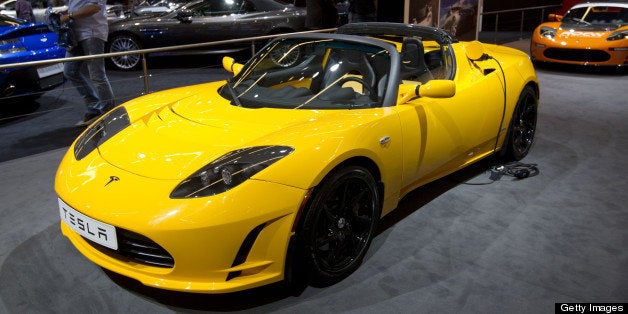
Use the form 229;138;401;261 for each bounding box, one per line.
563;5;628;26
221;37;393;110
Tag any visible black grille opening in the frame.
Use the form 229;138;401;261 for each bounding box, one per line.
544;48;611;62
83;228;174;268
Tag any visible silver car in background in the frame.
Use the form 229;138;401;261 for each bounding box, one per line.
106;0;306;70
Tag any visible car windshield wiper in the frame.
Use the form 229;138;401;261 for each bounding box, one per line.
222;82;242;107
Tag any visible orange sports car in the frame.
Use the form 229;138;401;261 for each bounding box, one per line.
530;1;628;67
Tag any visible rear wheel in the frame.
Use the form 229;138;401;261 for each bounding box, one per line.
298;165;380;287
108;34;142;71
503;86;538;160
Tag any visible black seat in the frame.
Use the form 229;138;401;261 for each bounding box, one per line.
400;37;433;83
319;49;377;94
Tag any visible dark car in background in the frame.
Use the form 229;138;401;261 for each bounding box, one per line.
0;14;65;101
106;0;307;70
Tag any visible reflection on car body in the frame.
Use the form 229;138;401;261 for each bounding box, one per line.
129;0;191;16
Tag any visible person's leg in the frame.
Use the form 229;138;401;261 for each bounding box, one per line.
64;44;99;114
82;38;115;114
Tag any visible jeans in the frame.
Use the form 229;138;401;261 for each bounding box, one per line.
64;37;115;115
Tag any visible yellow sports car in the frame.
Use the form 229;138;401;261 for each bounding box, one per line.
55;22;539;294
531;1;628;67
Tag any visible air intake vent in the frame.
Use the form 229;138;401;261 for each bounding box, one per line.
544;48;610;62
84;228;174;268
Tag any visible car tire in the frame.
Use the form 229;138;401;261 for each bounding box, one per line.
298;165;380;287
503;85;538;161
107;34;142;71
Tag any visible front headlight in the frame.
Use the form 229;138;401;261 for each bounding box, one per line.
170;146;294;199
73;106;130;160
540;26;556;39
607;30;628;41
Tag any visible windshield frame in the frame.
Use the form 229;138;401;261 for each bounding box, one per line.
563;4;628;27
224;33;401;109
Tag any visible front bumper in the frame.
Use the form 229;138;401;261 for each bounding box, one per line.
530;37;628;66
1;63;65;98
56;150;308;293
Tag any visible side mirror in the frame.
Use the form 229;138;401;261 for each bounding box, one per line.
464;40;485;61
548;14;562;22
419;80;456;98
176;9;193;23
222;56;243;76
397;80;456;105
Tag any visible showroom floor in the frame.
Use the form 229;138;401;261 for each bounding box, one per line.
0;40;626;313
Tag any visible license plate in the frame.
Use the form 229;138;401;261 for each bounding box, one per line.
58;198;118;250
37;63;64;78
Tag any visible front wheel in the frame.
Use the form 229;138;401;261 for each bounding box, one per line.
298;165;380;287
108;34;142;71
503;86;538;160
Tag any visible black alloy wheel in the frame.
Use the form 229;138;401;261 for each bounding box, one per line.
299;165;380;287
505;86;538;160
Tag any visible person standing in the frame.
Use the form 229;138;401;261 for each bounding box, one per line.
348;0;377;23
16;0;35;22
60;0;115;126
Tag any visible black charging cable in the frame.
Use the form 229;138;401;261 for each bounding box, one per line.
490;161;539;180
460;52;539;185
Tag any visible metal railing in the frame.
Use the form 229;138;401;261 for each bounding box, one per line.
0;28;335;98
480;4;562;43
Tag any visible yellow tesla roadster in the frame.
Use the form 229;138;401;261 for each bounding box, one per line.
55;22;539;294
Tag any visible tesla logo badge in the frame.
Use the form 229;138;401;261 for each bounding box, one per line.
105;176;119;187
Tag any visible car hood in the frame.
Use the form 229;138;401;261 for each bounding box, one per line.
0;23;61;59
97;84;327;180
0;22;49;40
554;25;616;41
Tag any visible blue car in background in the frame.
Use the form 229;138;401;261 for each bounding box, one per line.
1;14;65;101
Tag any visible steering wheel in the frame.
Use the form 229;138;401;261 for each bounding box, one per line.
336;76;376;100
270;42;301;68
